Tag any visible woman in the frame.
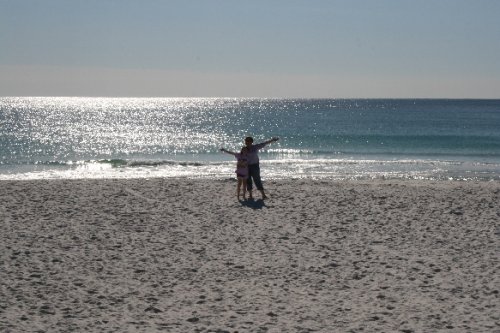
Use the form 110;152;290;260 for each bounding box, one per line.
244;136;279;200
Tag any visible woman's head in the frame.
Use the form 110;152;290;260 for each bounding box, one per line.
244;137;253;147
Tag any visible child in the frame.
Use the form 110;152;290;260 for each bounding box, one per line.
220;147;249;200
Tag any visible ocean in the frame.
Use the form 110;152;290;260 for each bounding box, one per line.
1;97;499;181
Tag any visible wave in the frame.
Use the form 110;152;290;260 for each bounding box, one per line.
262;157;500;168
265;148;500;159
100;159;207;167
3;156;500;169
1;156;499;181
6;159;211;168
267;148;316;154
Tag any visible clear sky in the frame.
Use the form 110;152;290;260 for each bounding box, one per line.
1;0;499;98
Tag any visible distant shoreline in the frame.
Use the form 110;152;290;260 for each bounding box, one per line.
2;96;500;100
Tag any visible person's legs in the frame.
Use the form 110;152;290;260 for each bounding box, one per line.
242;178;247;199
247;166;255;198
250;164;267;199
236;179;242;200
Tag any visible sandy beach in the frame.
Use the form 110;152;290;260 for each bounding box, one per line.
0;178;499;332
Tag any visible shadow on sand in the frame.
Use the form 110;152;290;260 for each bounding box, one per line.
240;198;266;209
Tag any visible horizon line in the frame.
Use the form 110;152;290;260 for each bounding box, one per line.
2;96;500;100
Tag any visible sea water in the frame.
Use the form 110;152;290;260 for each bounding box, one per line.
1;97;499;180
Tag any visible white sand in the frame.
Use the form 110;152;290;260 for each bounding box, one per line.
0;178;499;332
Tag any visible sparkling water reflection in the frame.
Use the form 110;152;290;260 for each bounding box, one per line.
1;97;499;180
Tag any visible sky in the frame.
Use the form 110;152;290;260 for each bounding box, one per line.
1;0;499;98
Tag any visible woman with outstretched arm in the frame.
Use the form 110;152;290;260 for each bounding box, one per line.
243;136;279;200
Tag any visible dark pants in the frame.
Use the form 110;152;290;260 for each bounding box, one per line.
247;164;264;191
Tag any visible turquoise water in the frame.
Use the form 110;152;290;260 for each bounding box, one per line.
1;97;499;180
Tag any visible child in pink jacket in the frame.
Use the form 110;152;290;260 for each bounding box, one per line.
220;147;249;200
